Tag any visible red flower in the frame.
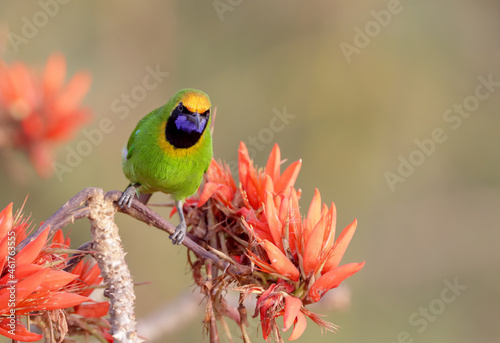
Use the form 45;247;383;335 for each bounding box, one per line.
69;259;109;318
239;142;301;210
238;160;364;303
198;159;237;209
0;53;92;177
192;142;365;341
198;143;301;210
254;281;309;341
242;187;364;339
0;202;108;342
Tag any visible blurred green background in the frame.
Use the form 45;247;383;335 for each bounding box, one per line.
1;0;499;342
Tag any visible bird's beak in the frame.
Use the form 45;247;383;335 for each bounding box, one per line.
187;111;202;131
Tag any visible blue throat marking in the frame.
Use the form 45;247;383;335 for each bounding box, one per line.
175;115;207;133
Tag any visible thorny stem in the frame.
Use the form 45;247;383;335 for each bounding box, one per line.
15;187;254;342
87;190;139;342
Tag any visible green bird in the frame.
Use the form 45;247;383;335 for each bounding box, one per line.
118;88;213;244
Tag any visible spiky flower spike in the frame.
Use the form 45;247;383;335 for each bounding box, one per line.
0;202;110;342
184;142;364;341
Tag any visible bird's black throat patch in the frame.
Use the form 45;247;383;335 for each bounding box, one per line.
165;104;208;149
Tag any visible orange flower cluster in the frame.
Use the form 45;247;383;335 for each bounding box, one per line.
0;203;110;342
0;53;91;177
192;142;365;341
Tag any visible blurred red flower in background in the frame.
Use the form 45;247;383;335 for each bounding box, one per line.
0;202;110;342
0;53;91;177
188;142;365;341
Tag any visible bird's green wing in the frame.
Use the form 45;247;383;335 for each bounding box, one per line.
125;104;167;160
125;113;153;159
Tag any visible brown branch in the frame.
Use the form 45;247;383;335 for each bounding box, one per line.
87;190;139;342
14;187;253;342
105;190;251;276
18;188;251;276
17;187;99;251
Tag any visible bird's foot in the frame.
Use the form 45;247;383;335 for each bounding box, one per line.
118;185;137;208
170;222;186;245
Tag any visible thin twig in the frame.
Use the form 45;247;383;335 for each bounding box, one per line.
105;190;251;276
64;241;94;272
206;263;219;343
17;187;98;251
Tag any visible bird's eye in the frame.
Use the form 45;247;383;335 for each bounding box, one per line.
178;102;192;114
202;109;210;117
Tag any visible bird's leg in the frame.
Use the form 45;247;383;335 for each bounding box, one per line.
118;183;140;208
170;200;187;245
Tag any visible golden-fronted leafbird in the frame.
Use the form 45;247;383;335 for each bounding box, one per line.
118;88;213;244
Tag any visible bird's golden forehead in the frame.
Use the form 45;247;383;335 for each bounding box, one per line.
179;92;211;113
